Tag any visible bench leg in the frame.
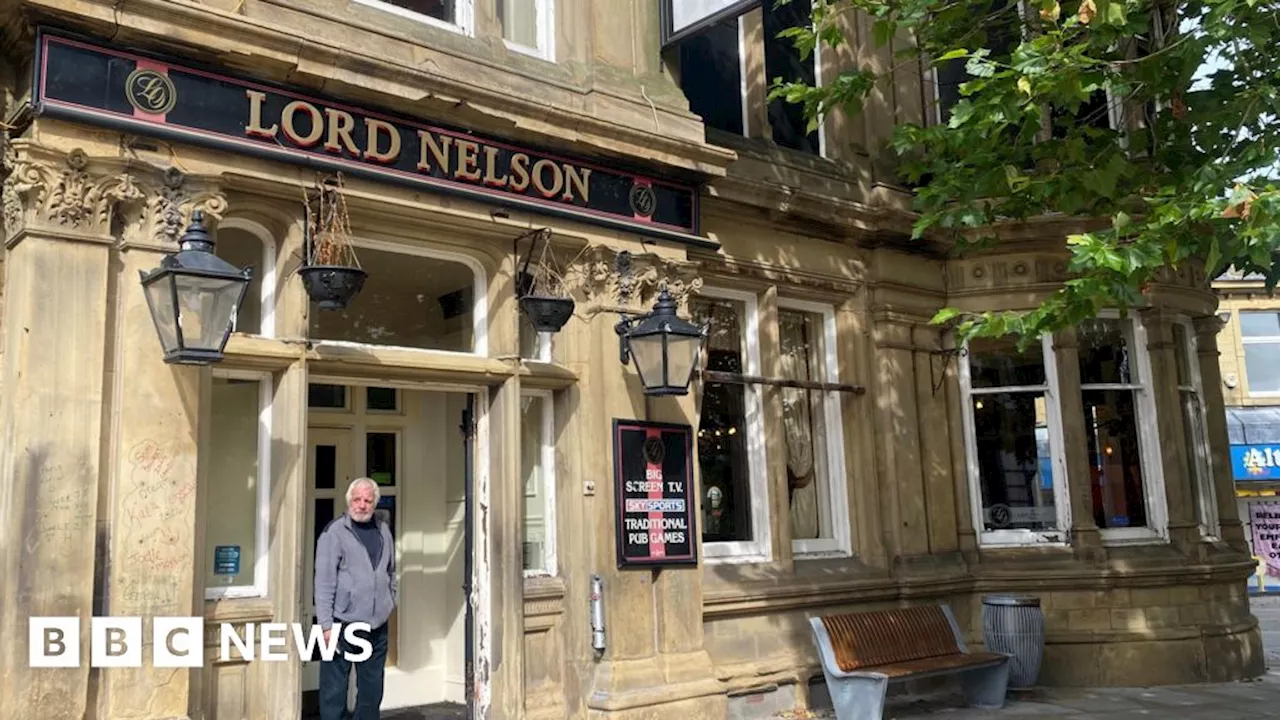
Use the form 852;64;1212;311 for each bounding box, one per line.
822;671;888;720
960;662;1010;710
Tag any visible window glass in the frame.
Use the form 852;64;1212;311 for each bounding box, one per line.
1246;346;1280;393
778;309;833;542
966;338;1060;534
1078;318;1132;385
499;0;538;48
677;19;744;136
308;383;347;410
309;246;477;353
1083;389;1148;529
1240;311;1280;337
691;297;755;544
383;0;455;22
367;386;399;412
367;432;398;487
762;0;819;153
521;394;551;573
205;376;262;591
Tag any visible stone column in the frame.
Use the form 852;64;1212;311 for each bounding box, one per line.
1194;314;1248;549
912;323;960;557
1139;308;1199;548
870;313;929;565
567;248;722;720
1051;328;1103;559
0;143;141;717
91;167;227;718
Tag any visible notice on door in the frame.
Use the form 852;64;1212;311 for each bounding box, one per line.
1251;501;1280;578
613;419;697;568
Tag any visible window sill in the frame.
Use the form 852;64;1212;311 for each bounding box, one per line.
503;38;551;63
977;529;1069;548
1099;528;1168;546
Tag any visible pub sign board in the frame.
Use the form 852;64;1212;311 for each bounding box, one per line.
613;419;698;568
30;29;713;249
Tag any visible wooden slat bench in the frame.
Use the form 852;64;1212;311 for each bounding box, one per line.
808;604;1011;720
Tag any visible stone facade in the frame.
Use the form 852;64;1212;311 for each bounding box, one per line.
0;1;1264;719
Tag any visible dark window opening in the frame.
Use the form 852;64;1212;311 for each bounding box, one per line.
763;0;819;153
676;19;744;137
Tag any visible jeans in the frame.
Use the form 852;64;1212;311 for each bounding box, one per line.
319;621;389;720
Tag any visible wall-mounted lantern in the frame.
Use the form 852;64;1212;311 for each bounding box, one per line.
615;288;707;396
139;210;253;365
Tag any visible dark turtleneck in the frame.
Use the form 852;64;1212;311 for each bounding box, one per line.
351;516;381;568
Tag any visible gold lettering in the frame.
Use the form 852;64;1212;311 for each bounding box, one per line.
364;118;401;163
324;109;360;156
418;131;452;174
531;159;564;198
509;153;531;192
281;100;323;147
563;164;592;203
245;90;279;139
454;140;482;181
482;146;508;187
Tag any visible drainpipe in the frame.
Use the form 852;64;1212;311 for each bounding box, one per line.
590;574;606;655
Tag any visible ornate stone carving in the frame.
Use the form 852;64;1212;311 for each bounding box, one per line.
127;166;228;248
561;245;703;314
2;146;143;241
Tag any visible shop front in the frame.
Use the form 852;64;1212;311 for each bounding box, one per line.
0;7;1267;720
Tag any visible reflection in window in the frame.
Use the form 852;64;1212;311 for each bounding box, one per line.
309;246;477;353
778;309;832;541
1078;318;1149;529
691;297;754;544
215;227;265;336
367;432;398;487
1241;310;1280;394
499;0;539;49
966;337;1059;533
205;376;264;592
521;393;554;573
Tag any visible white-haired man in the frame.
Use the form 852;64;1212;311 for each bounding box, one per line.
314;476;397;720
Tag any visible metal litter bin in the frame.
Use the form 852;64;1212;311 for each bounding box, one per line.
981;593;1044;689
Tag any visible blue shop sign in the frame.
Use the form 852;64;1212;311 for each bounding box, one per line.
1232;444;1280;481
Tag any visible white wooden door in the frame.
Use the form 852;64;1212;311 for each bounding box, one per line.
302;426;354;693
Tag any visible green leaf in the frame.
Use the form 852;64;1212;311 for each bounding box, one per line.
937;48;970;62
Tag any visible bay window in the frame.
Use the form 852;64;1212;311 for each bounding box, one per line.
959;334;1070;545
1174;319;1219;538
1077;315;1165;541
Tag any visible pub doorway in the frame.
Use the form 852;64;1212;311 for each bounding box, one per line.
300;380;477;718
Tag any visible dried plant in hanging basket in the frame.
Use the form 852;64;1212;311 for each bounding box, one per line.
300;173;366;311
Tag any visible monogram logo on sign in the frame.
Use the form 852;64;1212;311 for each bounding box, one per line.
125;68;177;115
643;436;666;465
629;182;657;217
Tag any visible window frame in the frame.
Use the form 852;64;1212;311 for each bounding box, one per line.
501;0;555;61
352;0;475;36
1239;309;1280;398
696;286;772;564
521;388;558;577
776;297;850;558
1079;310;1168;544
205;368;274;601
1174;316;1220;539
958;333;1073;547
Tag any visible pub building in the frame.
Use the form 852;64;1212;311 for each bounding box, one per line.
0;1;1262;719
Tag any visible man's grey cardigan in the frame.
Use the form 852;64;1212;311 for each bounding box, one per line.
314;512;398;631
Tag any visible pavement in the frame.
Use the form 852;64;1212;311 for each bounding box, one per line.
780;594;1280;719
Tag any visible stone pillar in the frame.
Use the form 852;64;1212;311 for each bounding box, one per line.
1194;314;1248;550
566;248;722;720
91;167;227;718
486;373;525;720
1051;328;1103;558
912;323;959;557
0;143;141;717
1140;308;1200;548
870;313;929;565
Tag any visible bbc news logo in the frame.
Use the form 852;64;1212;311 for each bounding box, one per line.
30;617;373;667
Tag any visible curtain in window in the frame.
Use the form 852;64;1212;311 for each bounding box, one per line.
780;312;818;539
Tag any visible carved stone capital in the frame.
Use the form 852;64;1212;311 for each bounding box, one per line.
121;166;228;251
561;245;703;316
3;144;144;243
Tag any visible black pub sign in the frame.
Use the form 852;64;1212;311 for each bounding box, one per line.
612;419;697;567
30;29;712;248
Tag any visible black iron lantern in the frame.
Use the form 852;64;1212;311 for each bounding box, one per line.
615;288;707;396
139;210;253;365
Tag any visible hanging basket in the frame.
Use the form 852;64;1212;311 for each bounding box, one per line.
520;294;575;333
300;264;367;311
